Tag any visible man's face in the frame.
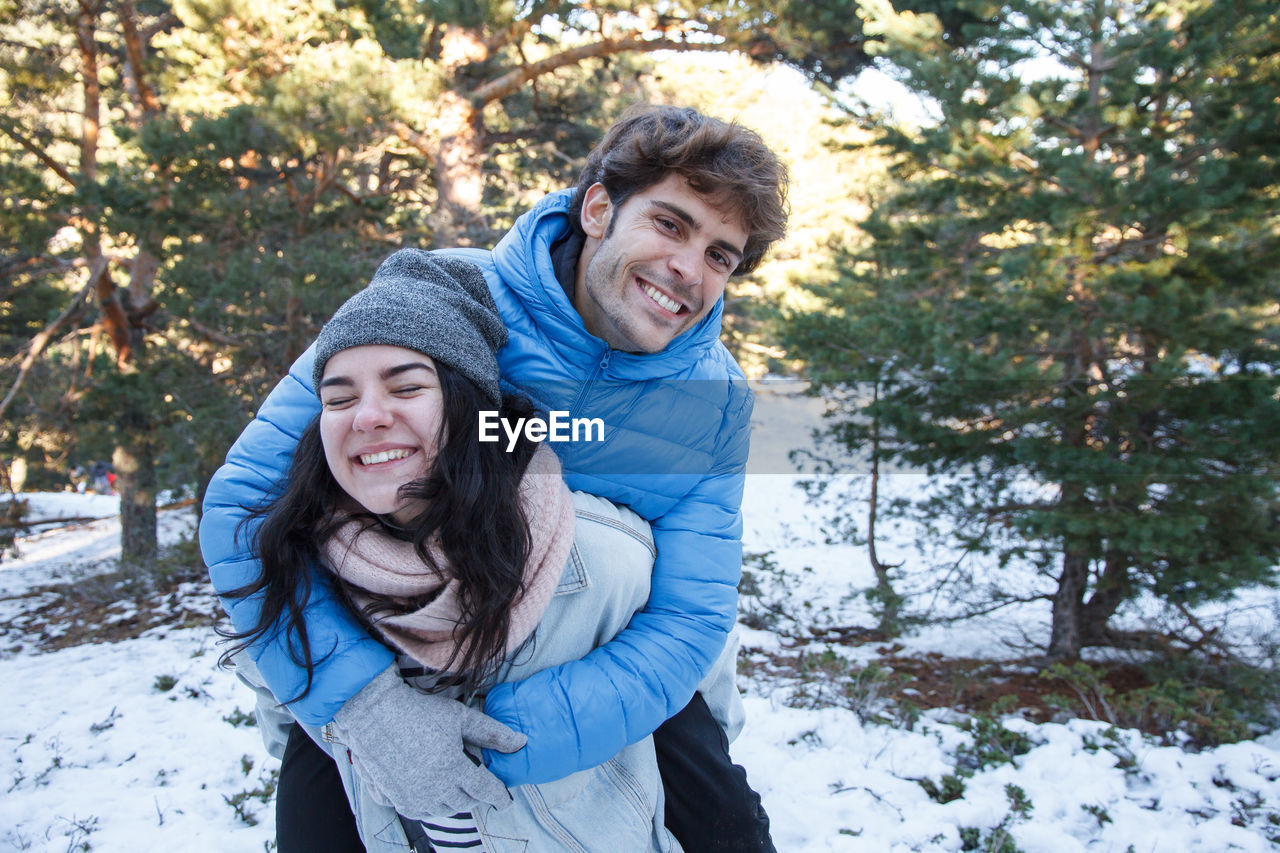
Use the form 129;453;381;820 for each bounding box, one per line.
573;174;748;353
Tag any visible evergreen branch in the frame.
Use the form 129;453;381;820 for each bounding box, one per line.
0;281;94;425
224;159;313;186
1043;115;1119;145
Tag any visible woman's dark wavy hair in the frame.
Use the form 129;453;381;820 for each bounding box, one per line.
568;104;790;275
218;361;540;702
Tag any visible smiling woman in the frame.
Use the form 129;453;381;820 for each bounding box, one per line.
230;253;535;700
318;347;445;522
219;252;702;853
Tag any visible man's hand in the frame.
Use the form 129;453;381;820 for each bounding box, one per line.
331;665;526;820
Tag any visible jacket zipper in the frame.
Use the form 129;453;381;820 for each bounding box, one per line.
567;346;612;417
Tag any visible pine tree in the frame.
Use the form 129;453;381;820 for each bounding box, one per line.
1;0;413;558
3;0;960;558
786;0;1280;657
333;0;942;245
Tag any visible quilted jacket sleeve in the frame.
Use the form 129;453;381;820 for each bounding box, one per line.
199;345;394;726
482;385;752;785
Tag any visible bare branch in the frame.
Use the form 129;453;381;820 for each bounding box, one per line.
119;0;163;116
185;317;247;348
139;11;180;41
0;122;78;188
88;255;132;364
391;122;439;166
76;0;101;183
470;35;730;105
0;281;94;425
927;592;1053;623
2;515;107;530
483;18;535;54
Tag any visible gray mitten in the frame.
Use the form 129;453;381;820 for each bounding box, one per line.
331;665;527;821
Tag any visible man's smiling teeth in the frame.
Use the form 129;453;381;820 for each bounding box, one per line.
359;448;413;466
641;283;682;313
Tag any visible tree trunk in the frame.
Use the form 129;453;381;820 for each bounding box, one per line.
1048;545;1090;658
1049;478;1093;659
866;379;901;634
75;0;156;564
1050;265;1100;659
116;247;161;565
115;322;158;565
432;90;486;244
115;400;158;565
1080;548;1128;644
430;28;491;246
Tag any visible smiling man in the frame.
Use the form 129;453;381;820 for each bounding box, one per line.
202;105;789;853
575;173;747;353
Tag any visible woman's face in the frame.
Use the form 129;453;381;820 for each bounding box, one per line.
318;344;446;524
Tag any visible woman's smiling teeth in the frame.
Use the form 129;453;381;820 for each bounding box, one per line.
641;282;683;314
359;448;414;466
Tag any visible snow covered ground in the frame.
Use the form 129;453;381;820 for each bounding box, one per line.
1;483;1277;852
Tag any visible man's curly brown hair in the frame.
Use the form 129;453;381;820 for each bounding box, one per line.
569;104;790;275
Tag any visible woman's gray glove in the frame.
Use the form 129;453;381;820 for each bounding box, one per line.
330;665;527;820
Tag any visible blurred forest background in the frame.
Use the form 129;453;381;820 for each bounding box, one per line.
3;0;1278;661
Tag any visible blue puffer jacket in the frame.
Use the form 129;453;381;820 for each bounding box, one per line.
200;188;752;786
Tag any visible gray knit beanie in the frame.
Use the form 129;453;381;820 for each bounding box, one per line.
312;250;508;404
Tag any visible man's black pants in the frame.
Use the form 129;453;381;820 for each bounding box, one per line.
276;692;775;852
654;692;776;852
277;722;365;853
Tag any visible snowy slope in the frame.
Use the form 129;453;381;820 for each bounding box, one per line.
1;484;1277;852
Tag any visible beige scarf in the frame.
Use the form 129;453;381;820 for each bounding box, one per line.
323;444;575;672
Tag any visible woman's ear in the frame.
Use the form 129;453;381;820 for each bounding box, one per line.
580;182;613;240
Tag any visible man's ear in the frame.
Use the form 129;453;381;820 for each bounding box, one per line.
580;182;613;240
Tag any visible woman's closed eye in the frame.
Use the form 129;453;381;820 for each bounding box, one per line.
321;395;356;409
